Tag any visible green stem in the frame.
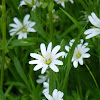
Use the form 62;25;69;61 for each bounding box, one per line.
77;67;83;100
48;0;55;95
84;62;99;89
0;0;6;90
48;2;53;41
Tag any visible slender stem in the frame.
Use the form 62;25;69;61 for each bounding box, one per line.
48;2;53;41
77;67;83;100
1;0;6;90
48;0;55;95
84;62;99;89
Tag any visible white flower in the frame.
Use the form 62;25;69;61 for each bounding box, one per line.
65;39;90;68
44;89;64;100
29;42;65;74
72;44;90;68
43;81;49;94
55;0;74;8
36;74;48;83
9;14;36;39
84;12;100;39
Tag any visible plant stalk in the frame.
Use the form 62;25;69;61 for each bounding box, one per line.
1;0;6;90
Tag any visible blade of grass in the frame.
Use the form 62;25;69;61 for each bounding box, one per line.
84;62;99;89
29;75;38;100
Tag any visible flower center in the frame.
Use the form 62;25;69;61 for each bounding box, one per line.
76;53;81;59
43;57;52;65
22;28;27;33
45;59;51;65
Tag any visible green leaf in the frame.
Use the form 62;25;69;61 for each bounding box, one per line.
0;89;6;100
60;8;83;30
29;75;38;100
9;54;31;92
42;3;48;8
48;2;54;11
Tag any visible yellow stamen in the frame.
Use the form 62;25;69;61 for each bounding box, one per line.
76;53;81;59
22;28;27;33
43;59;45;61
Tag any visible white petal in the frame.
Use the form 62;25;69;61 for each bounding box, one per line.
40;43;47;57
30;53;43;60
85;32;100;39
51;45;60;55
9;28;17;32
69;0;74;3
23;33;27;38
18;34;23;39
65;45;70;52
29;60;40;64
44;93;53;100
58;91;64;99
10;32;15;36
28;22;36;28
53;60;63;65
27;28;36;32
23;14;30;25
79;58;83;65
49;64;59;72
61;2;65;8
80;39;84;44
91;12;100;25
84;48;90;52
82;53;90;58
9;23;17;28
84;42;88;46
41;65;48;74
53;89;58;99
13;17;22;26
88;16;98;27
47;42;52;54
73;60;78;68
33;64;43;71
84;28;100;35
19;1;26;7
55;52;65;59
43;82;49;88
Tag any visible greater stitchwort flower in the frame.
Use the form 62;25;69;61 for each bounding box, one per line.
9;14;36;39
65;39;90;68
29;42;65;74
84;12;100;39
44;89;64;100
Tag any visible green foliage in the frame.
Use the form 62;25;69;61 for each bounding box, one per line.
0;0;100;100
